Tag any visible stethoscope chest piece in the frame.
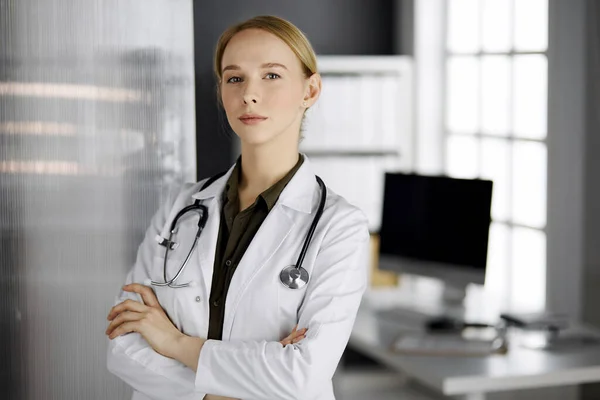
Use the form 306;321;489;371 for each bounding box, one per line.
279;265;309;289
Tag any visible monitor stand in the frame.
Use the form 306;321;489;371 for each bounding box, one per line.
372;278;475;330
441;284;468;307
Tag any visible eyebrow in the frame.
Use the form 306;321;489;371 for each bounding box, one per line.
221;62;288;73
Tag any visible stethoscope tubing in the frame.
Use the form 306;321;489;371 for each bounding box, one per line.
293;176;326;271
152;173;325;289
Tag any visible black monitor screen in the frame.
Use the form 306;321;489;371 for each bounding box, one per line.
379;173;493;271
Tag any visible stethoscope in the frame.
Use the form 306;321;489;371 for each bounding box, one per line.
151;172;327;290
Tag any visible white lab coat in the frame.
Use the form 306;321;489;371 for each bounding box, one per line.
107;155;370;400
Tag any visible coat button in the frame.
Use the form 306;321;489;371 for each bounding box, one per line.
225;260;232;267
195;296;201;302
213;300;219;307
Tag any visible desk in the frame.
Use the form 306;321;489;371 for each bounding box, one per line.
348;289;600;400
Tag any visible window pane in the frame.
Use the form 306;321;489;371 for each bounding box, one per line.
485;222;510;306
513;55;547;139
512;141;547;228
482;0;511;52
511;227;546;312
514;0;548;51
447;0;481;53
481;56;510;136
447;135;478;178
481;138;510;221
446;57;479;134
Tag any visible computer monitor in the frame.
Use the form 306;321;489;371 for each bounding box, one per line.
378;172;493;301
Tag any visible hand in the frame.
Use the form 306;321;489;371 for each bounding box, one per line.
279;324;308;347
106;283;184;358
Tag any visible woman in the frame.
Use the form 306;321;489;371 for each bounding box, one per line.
106;15;369;400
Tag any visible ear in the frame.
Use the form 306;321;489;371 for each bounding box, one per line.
302;73;322;108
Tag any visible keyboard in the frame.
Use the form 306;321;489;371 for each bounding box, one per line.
376;306;443;324
392;334;506;356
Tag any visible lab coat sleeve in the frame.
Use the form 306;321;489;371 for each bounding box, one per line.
194;205;370;400
106;183;207;400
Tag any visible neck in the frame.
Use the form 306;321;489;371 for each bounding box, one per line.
238;143;300;196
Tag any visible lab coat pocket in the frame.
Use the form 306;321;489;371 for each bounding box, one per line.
151;255;206;338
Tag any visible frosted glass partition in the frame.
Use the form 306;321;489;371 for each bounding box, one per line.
0;1;196;399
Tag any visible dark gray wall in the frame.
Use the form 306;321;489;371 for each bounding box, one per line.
582;0;600;329
546;0;600;327
546;0;586;322
581;4;600;398
546;0;600;398
193;0;397;179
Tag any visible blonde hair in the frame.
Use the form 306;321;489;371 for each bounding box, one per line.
214;15;318;84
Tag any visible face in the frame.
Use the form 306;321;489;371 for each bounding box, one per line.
220;28;319;148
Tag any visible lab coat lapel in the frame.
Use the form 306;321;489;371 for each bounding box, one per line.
222;205;295;339
222;155;318;339
191;166;235;300
196;197;220;300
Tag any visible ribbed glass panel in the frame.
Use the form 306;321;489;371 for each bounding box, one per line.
0;1;196;398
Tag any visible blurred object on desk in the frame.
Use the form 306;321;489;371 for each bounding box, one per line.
500;311;569;331
391;332;508;357
517;329;600;351
425;315;496;333
369;233;399;287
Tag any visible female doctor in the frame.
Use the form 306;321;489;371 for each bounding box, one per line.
105;15;370;400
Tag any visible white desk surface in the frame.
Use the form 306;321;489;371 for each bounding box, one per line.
349;290;600;396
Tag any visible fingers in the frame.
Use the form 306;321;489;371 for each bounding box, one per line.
105;311;144;336
282;325;306;341
122;283;160;307
292;333;306;343
107;298;147;321
107;321;137;339
280;327;308;346
280;333;306;346
282;324;299;343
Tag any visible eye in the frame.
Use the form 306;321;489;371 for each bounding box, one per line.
265;73;281;80
226;76;242;84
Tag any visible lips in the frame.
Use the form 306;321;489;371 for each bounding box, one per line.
239;114;267;120
239;114;268;125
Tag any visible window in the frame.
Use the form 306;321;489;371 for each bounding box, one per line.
444;0;548;311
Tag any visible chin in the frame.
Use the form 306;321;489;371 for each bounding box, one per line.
234;126;279;146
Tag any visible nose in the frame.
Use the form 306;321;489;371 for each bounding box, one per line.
243;93;258;104
242;79;259;104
